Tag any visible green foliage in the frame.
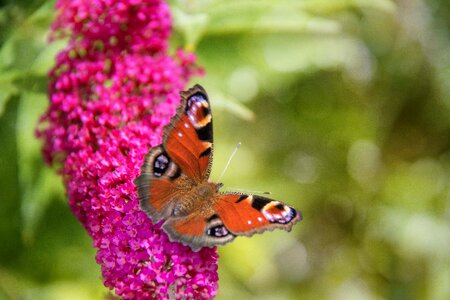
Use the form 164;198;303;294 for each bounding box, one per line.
1;0;450;299
0;1;104;299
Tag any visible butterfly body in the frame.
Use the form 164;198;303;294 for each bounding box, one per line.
169;180;219;219
135;85;302;251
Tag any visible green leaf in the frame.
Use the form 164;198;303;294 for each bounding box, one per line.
0;1;55;73
205;1;341;35
300;0;395;14
0;75;19;118
172;8;209;49
0;1;59;117
29;39;66;76
206;87;255;121
16;91;64;243
172;0;395;50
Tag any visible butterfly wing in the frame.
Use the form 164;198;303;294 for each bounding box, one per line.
213;193;302;237
162;193;302;251
134;146;184;222
162;212;235;252
134;85;214;223
162;84;213;182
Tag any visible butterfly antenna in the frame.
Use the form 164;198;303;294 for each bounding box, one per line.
225;187;272;195
218;142;241;182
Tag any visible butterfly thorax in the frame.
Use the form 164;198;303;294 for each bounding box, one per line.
172;180;218;217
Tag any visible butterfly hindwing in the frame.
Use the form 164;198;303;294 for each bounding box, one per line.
157;192;301;251
214;193;302;236
163;212;235;252
134;146;184;222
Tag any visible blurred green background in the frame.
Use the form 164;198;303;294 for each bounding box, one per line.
1;0;449;299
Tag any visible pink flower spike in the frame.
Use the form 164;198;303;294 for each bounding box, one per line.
37;0;218;299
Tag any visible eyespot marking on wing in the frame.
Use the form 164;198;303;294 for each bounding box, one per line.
153;152;169;177
186;93;211;129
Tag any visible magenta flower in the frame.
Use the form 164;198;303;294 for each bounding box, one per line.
37;0;218;298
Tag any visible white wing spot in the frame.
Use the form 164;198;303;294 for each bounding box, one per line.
178;132;183;137
258;217;263;222
247;220;252;225
184;123;189;128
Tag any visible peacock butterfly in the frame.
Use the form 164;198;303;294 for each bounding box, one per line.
134;85;302;251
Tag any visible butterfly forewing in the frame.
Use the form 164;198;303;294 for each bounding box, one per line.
163;85;213;182
135;85;214;222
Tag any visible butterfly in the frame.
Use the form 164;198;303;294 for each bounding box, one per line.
134;84;302;251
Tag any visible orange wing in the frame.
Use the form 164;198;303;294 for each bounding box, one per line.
135;85;214;223
162;213;235;252
134;146;183;222
163;85;213;182
214;193;302;236
144;192;302;251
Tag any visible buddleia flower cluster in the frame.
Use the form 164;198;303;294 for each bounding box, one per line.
37;0;218;298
